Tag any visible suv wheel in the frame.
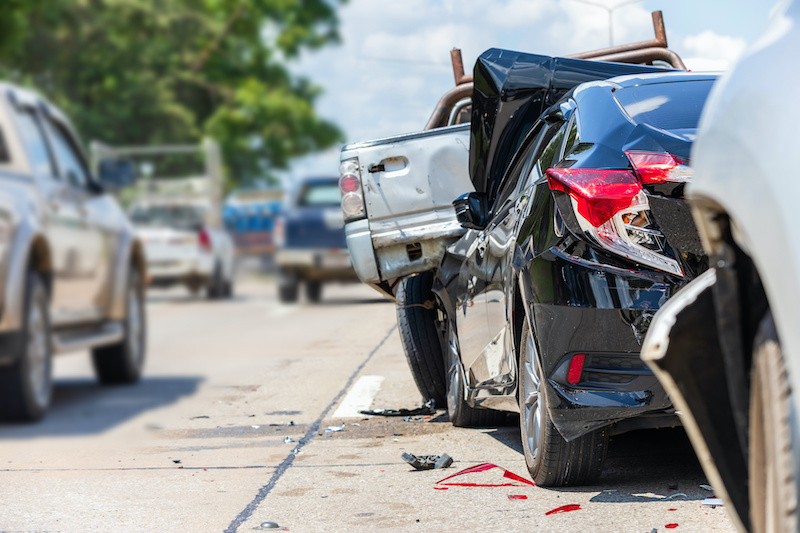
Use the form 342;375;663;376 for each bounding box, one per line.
0;272;52;422
750;312;798;533
396;273;446;407
305;281;322;303
519;315;607;486
92;270;146;384
278;270;299;303
206;263;224;300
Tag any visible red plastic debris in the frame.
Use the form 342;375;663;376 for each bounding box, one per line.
665;524;679;529
508;495;528;501
545;504;581;515
435;463;535;488
433;487;448;491
668;508;677;511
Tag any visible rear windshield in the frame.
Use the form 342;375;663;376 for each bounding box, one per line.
130;205;206;229
298;183;341;207
614;79;715;131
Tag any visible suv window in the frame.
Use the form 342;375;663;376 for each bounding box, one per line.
14;110;55;176
614;79;715;131
42;118;91;188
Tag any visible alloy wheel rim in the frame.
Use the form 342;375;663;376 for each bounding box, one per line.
27;293;50;407
522;332;541;459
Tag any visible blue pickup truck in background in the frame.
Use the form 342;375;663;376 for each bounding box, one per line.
223;188;284;261
274;177;357;303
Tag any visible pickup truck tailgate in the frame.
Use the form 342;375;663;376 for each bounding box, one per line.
342;123;473;283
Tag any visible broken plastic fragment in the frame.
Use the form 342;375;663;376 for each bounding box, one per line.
699;484;713;491
668;508;677;511
172;460;181;464
701;497;724;507
435;463;535;488
545;504;581;515
665;493;688;500
665;524;679;529
433;487;448;491
402;453;453;470
360;399;436;417
283;437;297;444
325;425;345;432
507;495;528;500
254;521;286;531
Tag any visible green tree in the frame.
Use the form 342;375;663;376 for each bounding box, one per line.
0;0;345;184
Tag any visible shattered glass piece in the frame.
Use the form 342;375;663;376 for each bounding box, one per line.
545;504;581;515
699;484;713;491
360;399;436;417
402;453;453;470
665;493;688;500
435;463;535;487
701;497;724;507
325;425;345;432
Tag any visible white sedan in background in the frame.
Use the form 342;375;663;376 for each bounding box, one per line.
131;201;236;298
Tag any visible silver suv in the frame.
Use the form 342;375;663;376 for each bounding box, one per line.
0;82;147;421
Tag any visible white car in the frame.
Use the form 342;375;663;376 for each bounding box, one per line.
131;201;236;298
641;2;800;532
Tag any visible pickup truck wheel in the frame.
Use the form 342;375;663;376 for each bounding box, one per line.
750;312;798;533
278;270;299;303
396;273;446;407
444;315;506;428
519;315;607;486
92;270;146;384
0;272;52;422
305;281;322;303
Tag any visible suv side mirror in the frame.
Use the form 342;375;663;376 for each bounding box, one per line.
453;192;488;230
98;159;137;190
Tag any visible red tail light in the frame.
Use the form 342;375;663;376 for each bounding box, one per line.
546;168;642;227
198;228;212;250
625;151;693;185
546;167;683;277
567;354;586;385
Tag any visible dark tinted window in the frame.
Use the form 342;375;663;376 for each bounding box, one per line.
614;79;715;131
43;118;91;188
0;128;8;163
299;183;340;207
15;110;55;176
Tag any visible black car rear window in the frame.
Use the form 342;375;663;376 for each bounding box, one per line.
614;79;715;131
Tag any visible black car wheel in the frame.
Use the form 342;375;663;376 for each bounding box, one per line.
305;281;322;303
519;315;607;486
0;271;52;422
396;273;446;407
749;312;798;533
445;317;506;428
206;263;224;300
92;270;146;384
278;270;299;303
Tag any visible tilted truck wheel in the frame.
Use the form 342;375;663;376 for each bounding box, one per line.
444;313;508;428
519;315;607;486
305;281;322;303
750;312;798;533
396;273;447;407
92;270;146;384
0;271;53;422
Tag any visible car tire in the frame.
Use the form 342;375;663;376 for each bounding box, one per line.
206;263;223;300
0;271;52;422
396;273;447;408
305;281;322;303
518;315;607;486
278;270;299;303
749;312;798;533
92;270;146;384
444;314;507;428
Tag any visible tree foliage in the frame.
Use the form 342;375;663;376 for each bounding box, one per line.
0;0;345;183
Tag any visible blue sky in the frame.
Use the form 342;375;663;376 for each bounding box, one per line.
285;0;778;181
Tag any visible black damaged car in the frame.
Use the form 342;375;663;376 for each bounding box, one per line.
433;53;717;486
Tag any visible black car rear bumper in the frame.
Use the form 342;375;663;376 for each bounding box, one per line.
524;249;681;440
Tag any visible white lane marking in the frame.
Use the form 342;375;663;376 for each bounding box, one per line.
332;375;384;418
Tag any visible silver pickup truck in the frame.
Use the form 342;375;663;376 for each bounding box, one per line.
0;82;147;421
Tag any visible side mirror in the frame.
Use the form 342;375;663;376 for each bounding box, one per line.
98;159;137;190
453;192;488;230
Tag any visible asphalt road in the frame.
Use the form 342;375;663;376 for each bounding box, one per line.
0;278;736;533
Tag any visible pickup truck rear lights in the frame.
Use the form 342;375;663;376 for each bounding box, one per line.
547;167;683;277
339;158;366;222
625;151;693;184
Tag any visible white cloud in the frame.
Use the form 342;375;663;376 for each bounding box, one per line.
679;30;746;71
